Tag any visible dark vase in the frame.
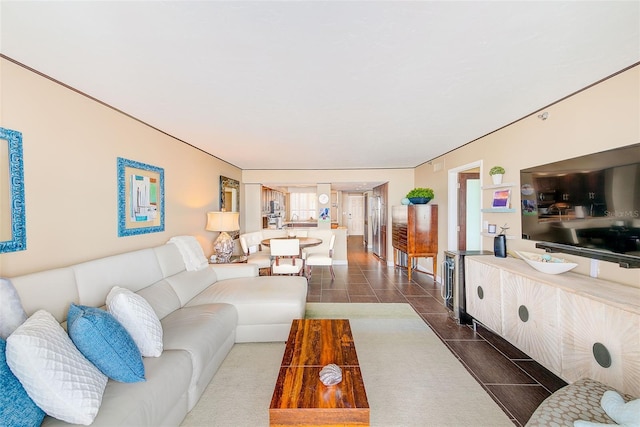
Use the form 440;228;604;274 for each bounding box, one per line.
408;197;431;205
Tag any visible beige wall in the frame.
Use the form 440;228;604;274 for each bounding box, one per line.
0;58;241;276
415;65;640;287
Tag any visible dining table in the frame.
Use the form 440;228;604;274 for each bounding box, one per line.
261;237;323;278
260;236;323;250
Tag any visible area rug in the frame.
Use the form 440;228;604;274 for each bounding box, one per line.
180;303;513;427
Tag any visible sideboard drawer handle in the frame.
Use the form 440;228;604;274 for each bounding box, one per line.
592;342;612;368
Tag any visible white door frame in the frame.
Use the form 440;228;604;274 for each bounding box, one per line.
447;160;483;250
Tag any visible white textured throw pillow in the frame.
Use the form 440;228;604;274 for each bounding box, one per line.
106;286;163;357
5;310;108;425
0;278;28;339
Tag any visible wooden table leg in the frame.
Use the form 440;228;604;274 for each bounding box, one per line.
432;254;437;280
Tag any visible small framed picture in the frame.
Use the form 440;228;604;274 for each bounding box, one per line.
492;189;511;208
488;224;497;234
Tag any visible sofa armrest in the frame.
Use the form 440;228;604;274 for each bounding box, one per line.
525;378;637;427
209;264;259;280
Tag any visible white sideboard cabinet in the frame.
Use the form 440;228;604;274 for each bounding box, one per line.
464;256;640;397
465;260;503;334
560;291;640;395
501;271;562;374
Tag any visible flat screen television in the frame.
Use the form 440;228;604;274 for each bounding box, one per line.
520;143;640;264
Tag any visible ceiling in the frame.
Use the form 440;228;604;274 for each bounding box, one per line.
1;1;639;172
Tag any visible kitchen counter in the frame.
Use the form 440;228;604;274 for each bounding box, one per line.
283;221;318;228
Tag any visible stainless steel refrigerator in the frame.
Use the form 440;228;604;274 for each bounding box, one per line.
363;193;369;248
371;183;388;260
371;196;385;259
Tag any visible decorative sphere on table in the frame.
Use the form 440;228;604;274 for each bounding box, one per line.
401;198;410;205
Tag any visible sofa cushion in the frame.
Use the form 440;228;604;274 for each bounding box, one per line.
0;337;45;427
161;303;238;409
0;278;27;339
106;287;163;357
67;304;145;383
73;249;164;308
6;310;107;426
41;350;193;427
135;280;182;320
153;243;188;278
163;267;219;306
9;267;78;323
185;275;307;326
209;264;258;281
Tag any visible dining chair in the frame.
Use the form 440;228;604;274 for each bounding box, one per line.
270;239;304;276
239;233;272;274
305;234;336;280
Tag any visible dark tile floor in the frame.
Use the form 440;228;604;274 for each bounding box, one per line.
307;236;568;426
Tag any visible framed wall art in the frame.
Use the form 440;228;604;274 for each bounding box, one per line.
491;189;511;209
219;175;239;213
0;127;26;253
117;157;164;237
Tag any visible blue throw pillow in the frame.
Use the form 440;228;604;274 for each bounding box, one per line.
0;337;46;427
67;304;145;383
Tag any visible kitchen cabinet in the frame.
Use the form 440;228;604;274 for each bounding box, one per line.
464;255;640;397
465;259;502;334
330;191;339;225
391;204;438;282
261;186;285;214
533;170;606;213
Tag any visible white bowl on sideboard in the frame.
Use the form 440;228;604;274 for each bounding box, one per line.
514;251;578;275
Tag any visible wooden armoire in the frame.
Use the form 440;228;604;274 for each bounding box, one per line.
391;204;438;281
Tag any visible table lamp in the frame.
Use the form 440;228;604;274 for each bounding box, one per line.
206;211;240;263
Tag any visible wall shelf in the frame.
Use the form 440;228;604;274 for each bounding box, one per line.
481;208;516;213
481;182;516;190
482;183;516;212
481;232;516;239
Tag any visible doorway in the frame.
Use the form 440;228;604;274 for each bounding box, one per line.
347;195;364;236
458;172;481;250
448;161;482;251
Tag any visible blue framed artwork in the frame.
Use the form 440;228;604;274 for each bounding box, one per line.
117;157;164;237
319;207;330;222
0;127;26;253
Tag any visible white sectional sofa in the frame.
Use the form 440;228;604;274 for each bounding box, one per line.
6;239;308;426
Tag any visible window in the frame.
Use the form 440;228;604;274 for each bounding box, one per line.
289;193;317;220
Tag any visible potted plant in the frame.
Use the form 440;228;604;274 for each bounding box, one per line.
406;187;434;204
489;166;505;185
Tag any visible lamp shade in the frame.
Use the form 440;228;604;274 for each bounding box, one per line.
206;211;239;232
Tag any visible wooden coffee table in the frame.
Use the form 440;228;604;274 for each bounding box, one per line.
269;319;369;426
